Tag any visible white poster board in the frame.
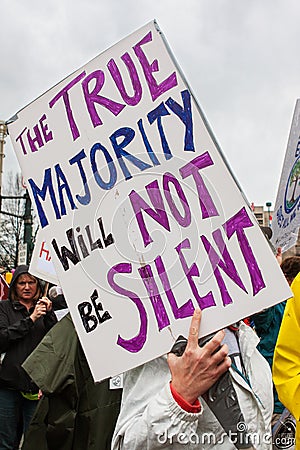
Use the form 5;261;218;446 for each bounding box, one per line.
271;99;300;251
29;230;59;285
8;21;292;381
17;243;27;266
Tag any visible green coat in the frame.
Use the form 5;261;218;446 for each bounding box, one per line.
21;314;122;450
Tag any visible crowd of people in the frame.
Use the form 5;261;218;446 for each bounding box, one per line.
0;265;57;449
0;246;299;449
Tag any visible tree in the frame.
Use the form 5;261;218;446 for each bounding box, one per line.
289;160;300;205
0;172;37;269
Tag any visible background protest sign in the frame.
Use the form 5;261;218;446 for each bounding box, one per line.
8;21;291;381
271;99;300;251
29;230;59;285
0;274;9;300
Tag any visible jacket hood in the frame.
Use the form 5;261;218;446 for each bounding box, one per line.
8;265;42;300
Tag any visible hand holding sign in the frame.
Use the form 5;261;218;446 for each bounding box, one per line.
30;296;53;321
30;301;48;321
167;309;231;404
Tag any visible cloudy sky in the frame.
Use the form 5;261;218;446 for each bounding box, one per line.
1;0;300;207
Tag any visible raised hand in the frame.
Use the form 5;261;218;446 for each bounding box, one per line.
167;309;231;404
30;297;52;322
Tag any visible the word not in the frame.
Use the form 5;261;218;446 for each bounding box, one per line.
129;151;218;248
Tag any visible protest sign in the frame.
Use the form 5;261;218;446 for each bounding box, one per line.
29;230;59;285
8;20;292;381
0;274;9;300
271;99;300;251
17;242;27;265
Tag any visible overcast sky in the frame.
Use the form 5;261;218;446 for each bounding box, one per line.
1;0;300;207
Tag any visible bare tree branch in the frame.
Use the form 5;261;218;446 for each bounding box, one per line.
0;172;38;269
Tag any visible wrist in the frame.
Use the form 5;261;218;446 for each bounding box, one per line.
171;380;197;404
170;382;201;413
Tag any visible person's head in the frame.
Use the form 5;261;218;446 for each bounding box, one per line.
9;265;42;304
280;256;300;285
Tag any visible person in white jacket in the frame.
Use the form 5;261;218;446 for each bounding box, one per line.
112;309;273;450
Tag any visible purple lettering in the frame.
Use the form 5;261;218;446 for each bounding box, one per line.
82;70;125;128
39;114;53;143
133;31;177;101
16;128;28;155
107;263;147;353
155;255;194;319
129;180;170;247
163;172;191;227
107;53;142;106
49;71;86;141
201;229;247;306
223;207;266;295
175;238;216;310
180;153;219;219
15;116;53;156
138;264;170;330
27;124;43;152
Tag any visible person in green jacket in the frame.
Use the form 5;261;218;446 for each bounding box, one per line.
21;313;122;450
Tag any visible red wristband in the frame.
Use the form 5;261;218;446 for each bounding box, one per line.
170;382;201;413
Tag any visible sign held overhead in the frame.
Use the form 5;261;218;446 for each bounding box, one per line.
8;20;291;381
272;99;300;252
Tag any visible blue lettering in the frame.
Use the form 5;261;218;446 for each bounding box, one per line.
55;164;77;216
137;118;160;167
90;142;117;190
148;103;172;160
28;168;60;228
110;127;152;180
69;149;91;205
166;90;194;152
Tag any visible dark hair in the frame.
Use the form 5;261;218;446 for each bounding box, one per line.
281;256;300;284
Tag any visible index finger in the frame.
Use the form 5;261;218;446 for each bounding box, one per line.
186;308;202;349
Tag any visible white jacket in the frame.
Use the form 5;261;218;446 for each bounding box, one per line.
112;322;273;450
